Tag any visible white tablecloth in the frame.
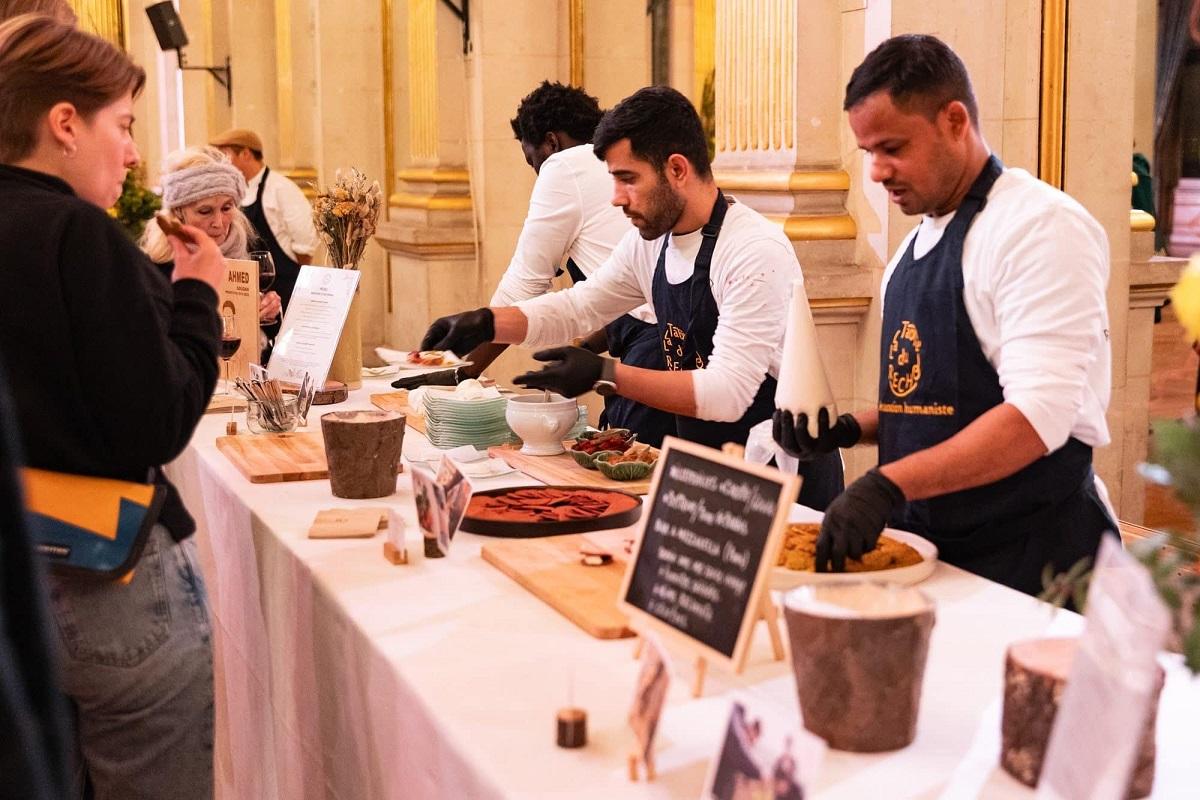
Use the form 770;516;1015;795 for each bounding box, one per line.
167;379;1199;799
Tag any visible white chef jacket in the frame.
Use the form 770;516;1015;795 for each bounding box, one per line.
242;167;318;262
881;166;1111;453
490;144;654;324
516;200;800;423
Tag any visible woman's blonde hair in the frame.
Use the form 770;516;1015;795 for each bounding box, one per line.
141;146;256;264
0;13;143;162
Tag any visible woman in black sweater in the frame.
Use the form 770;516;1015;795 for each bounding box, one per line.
0;15;225;799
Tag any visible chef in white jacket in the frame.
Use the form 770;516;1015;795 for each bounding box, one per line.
396;81;674;445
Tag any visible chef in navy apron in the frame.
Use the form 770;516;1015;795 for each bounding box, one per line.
776;34;1115;596
649;192;843;509
417;86;844;510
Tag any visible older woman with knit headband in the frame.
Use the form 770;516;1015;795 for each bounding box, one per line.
143;145;282;329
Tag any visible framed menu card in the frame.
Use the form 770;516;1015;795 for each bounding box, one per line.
219;258;260;382
267;265;360;388
618;436;799;672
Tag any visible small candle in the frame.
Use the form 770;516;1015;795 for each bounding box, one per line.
556;707;587;749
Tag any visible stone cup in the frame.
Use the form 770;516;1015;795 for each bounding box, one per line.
783;582;936;752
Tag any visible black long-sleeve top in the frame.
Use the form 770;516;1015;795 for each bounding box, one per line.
0;165;220;541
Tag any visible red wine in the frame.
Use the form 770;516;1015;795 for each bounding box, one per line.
220;337;241;360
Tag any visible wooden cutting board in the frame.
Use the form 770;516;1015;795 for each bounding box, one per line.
370;391;426;434
481;533;634;639
216;432;329;483
487;445;654;495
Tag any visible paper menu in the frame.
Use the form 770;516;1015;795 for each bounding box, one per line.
1036;537;1171;800
267;265;360;388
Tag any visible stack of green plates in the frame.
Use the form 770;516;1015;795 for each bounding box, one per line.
422;389;517;449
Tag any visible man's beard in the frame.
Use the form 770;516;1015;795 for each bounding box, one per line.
630;177;686;240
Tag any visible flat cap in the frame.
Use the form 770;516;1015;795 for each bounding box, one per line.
209;128;263;153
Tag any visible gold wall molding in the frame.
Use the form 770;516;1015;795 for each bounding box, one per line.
1131;209;1155;232
382;0;396;203
568;0;584;86
714;170;850;193
408;0;437;163
1038;0;1068;188
715;0;796;154
396;167;471;184
280;167;318;200
389;192;474;211
71;0;124;47
693;0;715;103
765;213;857;241
274;0;295;167
809;296;872;310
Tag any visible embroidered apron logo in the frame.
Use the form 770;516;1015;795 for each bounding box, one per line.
887;320;923;398
661;322;703;371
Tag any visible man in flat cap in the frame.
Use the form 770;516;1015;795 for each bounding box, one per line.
211;128;318;340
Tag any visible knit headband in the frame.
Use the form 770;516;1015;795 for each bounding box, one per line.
160;162;247;210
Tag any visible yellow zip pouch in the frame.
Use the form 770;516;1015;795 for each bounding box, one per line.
22;468;164;581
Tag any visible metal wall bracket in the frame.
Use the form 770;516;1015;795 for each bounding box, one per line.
177;50;233;107
439;0;470;55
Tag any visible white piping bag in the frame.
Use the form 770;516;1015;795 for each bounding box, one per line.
774;278;838;438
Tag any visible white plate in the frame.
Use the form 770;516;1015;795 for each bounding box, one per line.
769;507;938;589
375;346;471;371
362;364;400;378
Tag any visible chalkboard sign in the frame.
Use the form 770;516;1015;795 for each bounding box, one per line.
618;437;800;671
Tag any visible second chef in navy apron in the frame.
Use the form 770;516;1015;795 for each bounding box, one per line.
777;34;1116;595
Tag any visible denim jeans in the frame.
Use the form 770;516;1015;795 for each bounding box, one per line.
47;524;214;800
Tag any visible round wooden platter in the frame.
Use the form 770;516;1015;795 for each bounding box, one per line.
459;485;643;538
282;380;349;405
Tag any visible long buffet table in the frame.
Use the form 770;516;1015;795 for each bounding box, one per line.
166;378;1198;799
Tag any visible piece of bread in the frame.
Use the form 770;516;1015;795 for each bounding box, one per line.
776;522;922;572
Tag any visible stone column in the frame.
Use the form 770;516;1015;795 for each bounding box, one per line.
374;0;477;350
712;0;872;477
1124;224;1186;523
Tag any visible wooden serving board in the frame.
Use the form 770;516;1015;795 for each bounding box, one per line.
487;444;654;495
480;533;634;639
370;391;426;434
216;432;329;483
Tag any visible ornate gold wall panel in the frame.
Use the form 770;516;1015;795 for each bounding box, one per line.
408;0;438;163
71;0;124;47
715;0;795;154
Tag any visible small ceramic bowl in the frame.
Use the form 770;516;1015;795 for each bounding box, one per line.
594;450;657;481
505;393;580;456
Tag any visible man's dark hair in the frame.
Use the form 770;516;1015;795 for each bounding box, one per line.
510;81;604;145
592;86;711;178
843;34;979;126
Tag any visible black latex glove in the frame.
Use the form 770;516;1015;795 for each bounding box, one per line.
816;468;906;573
391;369;458;390
513;346;605;398
773;408;862;461
419;308;495;357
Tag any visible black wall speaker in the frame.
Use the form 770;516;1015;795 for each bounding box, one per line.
145;2;189;51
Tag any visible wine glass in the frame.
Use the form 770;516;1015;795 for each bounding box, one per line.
219;312;241;397
250;250;279;324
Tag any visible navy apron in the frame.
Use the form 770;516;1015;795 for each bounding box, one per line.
651;192;843;510
877;155;1114;596
563;259;676;448
244;167;302;358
